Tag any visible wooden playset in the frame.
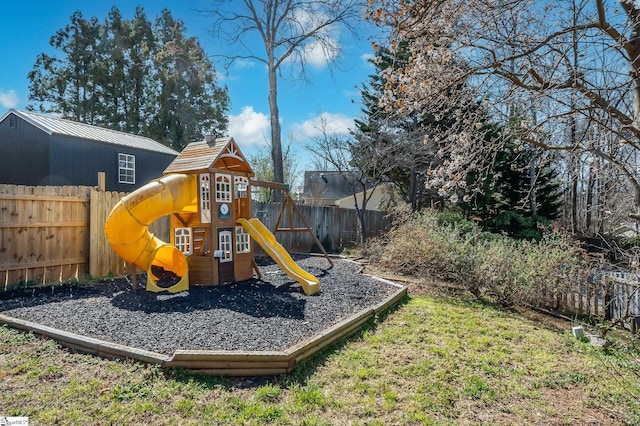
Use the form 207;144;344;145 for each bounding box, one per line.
105;136;329;295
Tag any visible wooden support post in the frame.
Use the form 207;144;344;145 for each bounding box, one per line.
274;198;287;231
287;193;333;267
251;258;263;280
249;179;333;267
287;196;294;231
128;263;138;289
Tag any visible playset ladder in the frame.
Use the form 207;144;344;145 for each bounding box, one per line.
250;179;333;267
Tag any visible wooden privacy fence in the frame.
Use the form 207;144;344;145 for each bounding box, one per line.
252;201;391;254
605;276;640;332
0;184;389;290
0;184;166;290
0;184;92;289
535;269;640;332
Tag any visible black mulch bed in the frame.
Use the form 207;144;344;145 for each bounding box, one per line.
0;257;399;355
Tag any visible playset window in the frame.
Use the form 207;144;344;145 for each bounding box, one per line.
234;176;248;198
218;230;233;262
174;227;193;256
118;153;135;184
199;173;211;223
235;226;251;253
215;173;231;202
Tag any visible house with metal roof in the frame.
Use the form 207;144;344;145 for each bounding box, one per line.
0;109;179;191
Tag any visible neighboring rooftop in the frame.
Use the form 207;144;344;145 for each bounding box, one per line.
1;109;179;156
301;171;376;206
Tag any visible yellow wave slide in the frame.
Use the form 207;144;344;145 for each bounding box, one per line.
237;218;320;295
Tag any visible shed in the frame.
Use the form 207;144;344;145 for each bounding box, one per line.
0;109;178;191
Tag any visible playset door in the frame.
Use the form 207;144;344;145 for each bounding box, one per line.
234;175;250;218
217;228;234;284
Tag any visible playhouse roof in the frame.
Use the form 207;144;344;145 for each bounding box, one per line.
164;136;254;176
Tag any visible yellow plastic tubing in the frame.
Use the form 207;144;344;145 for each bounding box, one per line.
104;173;197;293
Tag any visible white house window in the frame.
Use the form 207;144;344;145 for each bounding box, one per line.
235;226;251;253
174;227;193;256
118;153;135;184
215;173;231;202
218;230;233;262
200;173;211;223
234;176;248;198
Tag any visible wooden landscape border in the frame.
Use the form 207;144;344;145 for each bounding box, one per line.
0;275;406;376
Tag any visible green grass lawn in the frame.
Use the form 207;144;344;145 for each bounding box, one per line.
1;293;639;425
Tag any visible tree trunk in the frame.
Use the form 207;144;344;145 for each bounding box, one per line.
268;64;284;202
570;5;579;234
595;156;604;233
623;1;640;212
357;206;367;246
585;156;595;233
571;157;579;234
529;152;537;219
529;110;538;223
409;160;418;212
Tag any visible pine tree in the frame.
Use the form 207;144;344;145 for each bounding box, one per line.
354;42;445;210
28;7;229;149
460;137;564;240
29;12;101;123
148;9;229;150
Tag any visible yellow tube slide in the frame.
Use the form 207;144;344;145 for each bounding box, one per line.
105;173;197;293
237;218;320;295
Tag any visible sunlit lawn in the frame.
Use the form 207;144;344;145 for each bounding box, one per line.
1;293;639;425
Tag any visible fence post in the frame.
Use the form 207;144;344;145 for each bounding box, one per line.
631;316;640;335
97;172;106;192
604;278;613;321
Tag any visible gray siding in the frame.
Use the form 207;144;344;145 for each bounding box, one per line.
0;113;176;191
0;115;50;185
48;136;175;191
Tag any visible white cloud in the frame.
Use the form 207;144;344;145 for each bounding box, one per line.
303;37;340;69
233;58;257;69
227;106;270;147
361;53;375;68
285;7;341;69
291;112;354;139
0;90;19;108
214;70;230;82
361;53;375;62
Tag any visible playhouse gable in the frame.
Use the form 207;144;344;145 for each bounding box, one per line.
163;136;254;176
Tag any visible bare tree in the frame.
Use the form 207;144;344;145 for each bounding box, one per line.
306;117;392;245
207;0;362;199
247;136;303;201
368;0;640;221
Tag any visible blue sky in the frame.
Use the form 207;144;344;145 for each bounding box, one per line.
0;1;378;169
